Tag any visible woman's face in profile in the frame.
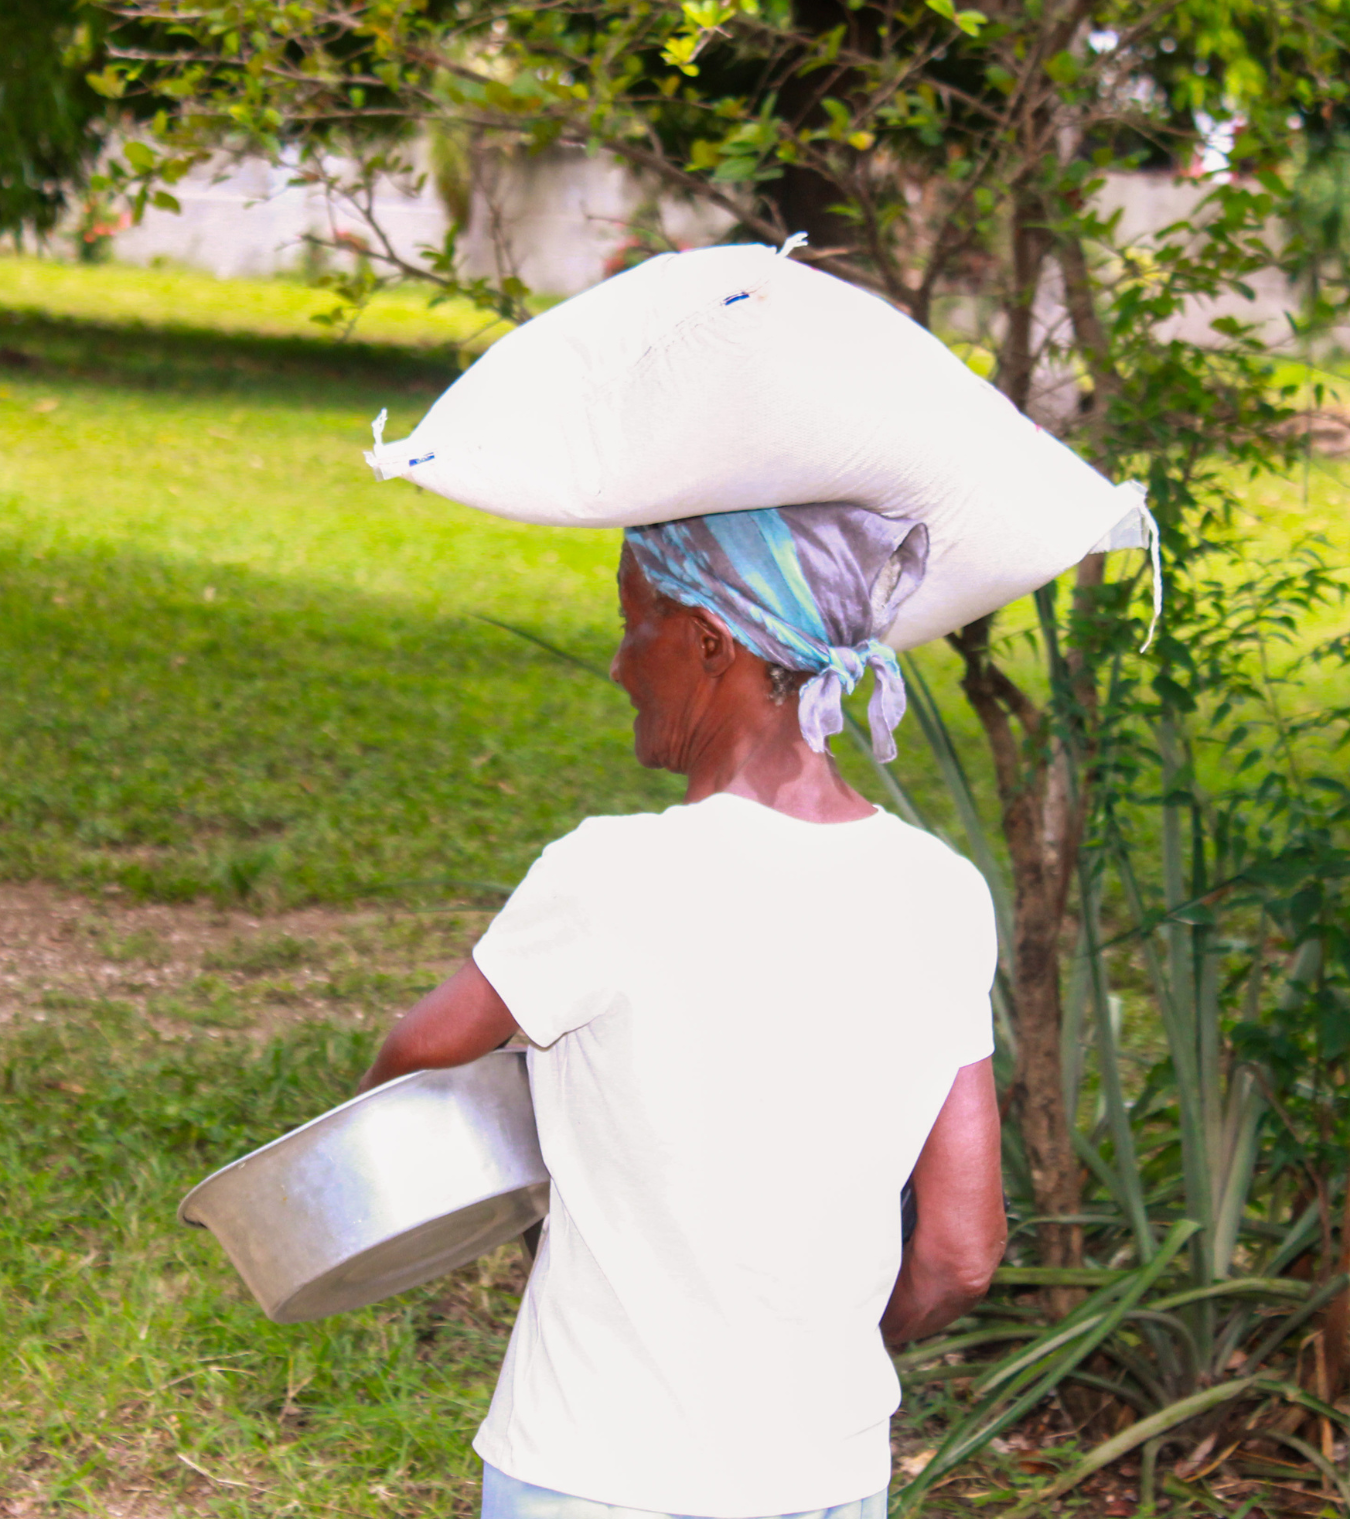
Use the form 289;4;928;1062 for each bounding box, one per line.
610;551;709;773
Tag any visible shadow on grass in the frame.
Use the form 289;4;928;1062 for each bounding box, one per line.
0;305;461;401
0;539;680;907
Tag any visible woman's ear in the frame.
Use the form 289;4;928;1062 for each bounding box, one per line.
688;608;738;675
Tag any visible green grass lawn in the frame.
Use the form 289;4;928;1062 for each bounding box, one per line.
0;252;513;351
0;252;1020;908
0;254;699;907
0;255;680;1512
2;252;1346;908
1;253;1347;1517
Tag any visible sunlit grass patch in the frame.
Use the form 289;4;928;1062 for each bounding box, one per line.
4;257;1343;911
0;251;510;352
98;925;175;966
0;297;687;904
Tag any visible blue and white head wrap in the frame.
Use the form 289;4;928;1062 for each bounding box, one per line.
623;503;928;762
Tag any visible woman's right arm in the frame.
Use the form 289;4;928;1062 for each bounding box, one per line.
356;959;518;1094
880;1057;1006;1347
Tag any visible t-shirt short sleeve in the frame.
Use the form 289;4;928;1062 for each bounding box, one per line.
944;854;999;1068
472;818;621;1048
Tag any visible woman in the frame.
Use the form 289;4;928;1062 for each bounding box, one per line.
359;502;1007;1519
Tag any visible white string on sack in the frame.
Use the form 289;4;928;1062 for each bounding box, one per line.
1139;502;1163;654
778;232;809;258
1090;483;1163;654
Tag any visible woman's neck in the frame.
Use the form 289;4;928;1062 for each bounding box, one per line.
681;700;876;823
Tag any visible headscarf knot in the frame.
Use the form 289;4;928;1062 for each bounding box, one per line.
798;638;907;764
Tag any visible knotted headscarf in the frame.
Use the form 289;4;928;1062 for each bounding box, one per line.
623;504;928;762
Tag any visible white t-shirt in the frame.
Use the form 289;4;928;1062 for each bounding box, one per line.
471;793;996;1519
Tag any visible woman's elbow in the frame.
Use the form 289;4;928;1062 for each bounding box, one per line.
951;1261;998;1304
920;1216;1006;1303
952;1228;1007;1301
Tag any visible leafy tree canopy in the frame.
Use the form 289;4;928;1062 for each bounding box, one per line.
0;0;112;236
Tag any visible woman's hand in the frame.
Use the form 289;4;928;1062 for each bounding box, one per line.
880;1057;1006;1347
357;958;519;1094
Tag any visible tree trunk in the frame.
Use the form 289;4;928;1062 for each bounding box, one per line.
951;617;1085;1290
1322;1178;1350;1399
1000;186;1051;410
1009;852;1083;1278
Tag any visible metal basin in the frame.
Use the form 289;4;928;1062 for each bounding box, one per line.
178;1050;549;1324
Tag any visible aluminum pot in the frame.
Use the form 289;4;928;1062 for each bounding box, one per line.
178;1049;549;1324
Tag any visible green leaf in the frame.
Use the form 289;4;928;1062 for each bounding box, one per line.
687;139;720;171
682;0;734;27
993;1266;1129;1287
1262;1431;1350;1508
822;96;850;130
924;0;956;20
1010;1378;1260;1512
123;141;156;173
1147;1277;1310;1313
1044;50;1080;85
711;155;759;182
660;31;703;77
1252;1377;1350;1437
85;68;126;100
150;191;181;214
161;74;201;100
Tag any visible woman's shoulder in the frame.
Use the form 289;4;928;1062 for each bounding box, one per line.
535;807;671;865
867;809;992;892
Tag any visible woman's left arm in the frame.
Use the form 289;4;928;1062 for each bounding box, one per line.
357;959;519;1094
880;1057;1006;1347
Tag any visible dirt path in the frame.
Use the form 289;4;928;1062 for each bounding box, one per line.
0;879;494;1039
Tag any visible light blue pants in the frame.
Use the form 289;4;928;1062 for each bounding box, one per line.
481;1464;887;1519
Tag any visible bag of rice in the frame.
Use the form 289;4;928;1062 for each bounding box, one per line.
366;242;1147;650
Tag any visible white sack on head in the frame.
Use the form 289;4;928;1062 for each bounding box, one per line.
365;244;1143;651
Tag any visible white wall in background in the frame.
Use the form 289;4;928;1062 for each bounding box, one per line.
111;145;731;294
454;149;732;292
1095;171;1302;347
108;152;1327;353
111;150;443;281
